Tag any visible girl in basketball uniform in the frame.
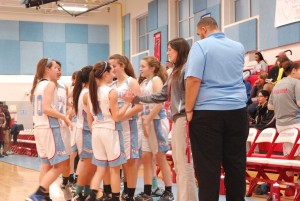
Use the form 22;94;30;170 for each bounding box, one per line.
56;61;73;201
135;56;173;201
68;71;80;190
72;66;96;201
86;61;134;201
27;58;72;201
109;54;143;201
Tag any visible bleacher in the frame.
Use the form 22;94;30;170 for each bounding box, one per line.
246;127;300;200
10;129;38;157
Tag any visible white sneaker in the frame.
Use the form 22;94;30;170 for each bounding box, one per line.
61;183;73;201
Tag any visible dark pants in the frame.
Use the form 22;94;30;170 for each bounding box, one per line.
190;108;249;201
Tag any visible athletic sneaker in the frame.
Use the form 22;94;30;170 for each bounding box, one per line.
61;183;72;201
151;187;163;197
158;191;174;201
72;193;87;201
121;193;134;201
120;191;128;201
69;182;76;193
134;192;153;201
97;192;112;201
25;193;45;201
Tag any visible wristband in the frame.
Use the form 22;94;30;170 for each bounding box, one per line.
186;110;193;113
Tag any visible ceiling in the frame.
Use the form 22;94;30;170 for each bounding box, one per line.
0;0;117;15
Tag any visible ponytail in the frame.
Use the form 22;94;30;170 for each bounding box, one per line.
30;58;51;102
89;69;100;114
89;61;112;114
73;66;93;115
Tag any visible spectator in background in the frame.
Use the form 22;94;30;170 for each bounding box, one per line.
247;72;268;119
264;53;290;93
3;105;11;155
244;52;268;79
250;90;275;131
0;106;6;157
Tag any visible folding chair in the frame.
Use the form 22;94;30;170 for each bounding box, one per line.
246;128;278;196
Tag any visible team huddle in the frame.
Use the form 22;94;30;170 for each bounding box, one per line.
26;50;183;201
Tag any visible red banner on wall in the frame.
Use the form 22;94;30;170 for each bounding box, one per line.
154;32;161;62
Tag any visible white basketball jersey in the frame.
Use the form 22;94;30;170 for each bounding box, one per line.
110;77;136;120
76;88;89;130
140;76;167;119
32;80;59;128
89;85;115;130
57;83;67;127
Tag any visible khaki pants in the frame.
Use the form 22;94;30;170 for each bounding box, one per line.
171;116;198;201
3;129;11;153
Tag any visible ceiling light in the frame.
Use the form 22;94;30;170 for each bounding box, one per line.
58;6;88;12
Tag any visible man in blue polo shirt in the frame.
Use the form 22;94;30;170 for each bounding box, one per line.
185;17;248;201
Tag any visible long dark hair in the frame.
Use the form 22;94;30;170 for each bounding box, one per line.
255;52;267;63
89;61;112;114
109;54;136;79
30;58;54;102
73;66;93;115
168;38;190;81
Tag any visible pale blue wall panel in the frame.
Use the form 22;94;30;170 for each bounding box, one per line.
65;24;88;44
224;25;240;42
0;40;20;74
259;0;278;50
148;0;158;32
123;14;130;41
43;23;65;43
66;43;88;75
235;0;249;22
278;23;300;47
123;40;130;58
0;20;19;41
207;0;221;7
20;21;43;42
20;41;43;74
88;25;109;44
239;19;257;52
158;0;168;27
251;0;260;16
88;43;109;65
193;0;206;13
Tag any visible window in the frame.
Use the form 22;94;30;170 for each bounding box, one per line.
137;15;149;52
178;0;194;39
223;0;254;26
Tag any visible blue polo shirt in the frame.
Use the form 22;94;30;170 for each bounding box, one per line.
185;32;247;110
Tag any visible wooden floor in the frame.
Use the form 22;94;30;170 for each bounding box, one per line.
0;160;296;201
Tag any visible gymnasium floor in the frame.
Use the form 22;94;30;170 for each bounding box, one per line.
0;154;290;201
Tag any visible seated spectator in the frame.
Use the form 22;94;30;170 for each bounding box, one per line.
244;52;268;79
247;72;268;119
263;53;290;92
250;90;275;131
